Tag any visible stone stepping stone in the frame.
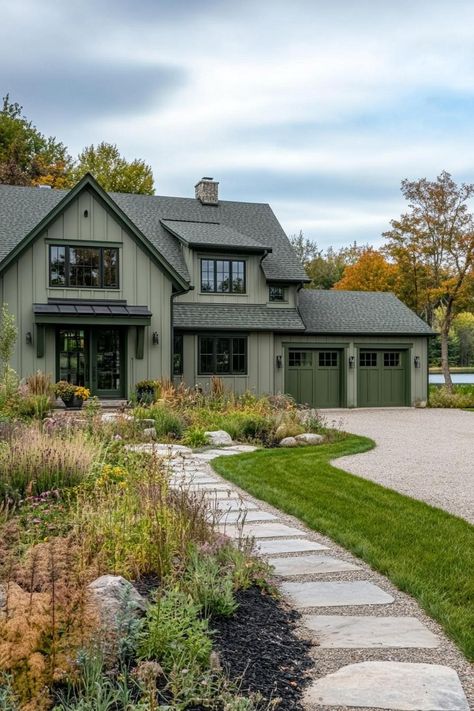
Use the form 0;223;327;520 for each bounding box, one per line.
304;661;468;710
214;510;277;524
281;581;394;608
220;444;258;453
255;538;330;555
186;483;233;492
219;522;306;539
269;554;359;576
170;477;219;487
202;489;241;499
126;443;192;457
303;615;440;648
211;498;259;511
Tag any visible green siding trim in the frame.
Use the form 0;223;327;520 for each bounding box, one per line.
45;239;123;248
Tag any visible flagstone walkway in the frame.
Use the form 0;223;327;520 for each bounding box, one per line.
136;443;472;710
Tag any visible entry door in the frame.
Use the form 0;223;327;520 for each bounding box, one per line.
57;327;124;398
90;328;124;398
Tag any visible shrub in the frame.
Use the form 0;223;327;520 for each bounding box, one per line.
138;588;212;673
135;379;160;404
25;371;53;397
182;549;237;618
182;426;209;448
151;406;184;440
429;385;474;408
0;427;99;501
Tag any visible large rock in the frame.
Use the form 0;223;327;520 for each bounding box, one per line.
204;430;233;446
143;427;157;440
279;436;298;447
101;412;133;423
295;432;324;445
88;575;147;629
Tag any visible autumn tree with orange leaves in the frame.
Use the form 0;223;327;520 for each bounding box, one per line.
334;248;398;293
384;172;474;389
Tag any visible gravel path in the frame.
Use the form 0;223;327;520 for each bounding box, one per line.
321;408;474;523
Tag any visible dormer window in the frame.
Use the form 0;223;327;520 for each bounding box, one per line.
200;259;246;293
49;245;119;288
269;285;286;302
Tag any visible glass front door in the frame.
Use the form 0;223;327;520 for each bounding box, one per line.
57;327;125;398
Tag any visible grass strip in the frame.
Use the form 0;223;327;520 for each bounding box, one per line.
212;436;474;660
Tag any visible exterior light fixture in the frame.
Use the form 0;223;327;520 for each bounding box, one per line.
276;355;282;368
25;331;32;345
152;332;160;345
414;355;421;368
348;355;355;368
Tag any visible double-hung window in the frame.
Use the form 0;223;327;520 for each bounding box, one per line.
198;336;247;375
49;245;119;288
200;259;246;293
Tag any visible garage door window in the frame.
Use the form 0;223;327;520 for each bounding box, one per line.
359;352;377;367
384;352;401;367
289;351;312;367
319;351;338;367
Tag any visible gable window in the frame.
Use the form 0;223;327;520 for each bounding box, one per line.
49;245;119;288
269;285;286;302
198;336;247;375
200;259;246;294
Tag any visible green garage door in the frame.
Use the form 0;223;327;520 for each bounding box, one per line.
286;349;342;407
358;349;408;407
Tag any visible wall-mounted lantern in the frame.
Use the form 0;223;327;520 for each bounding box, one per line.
152;332;160;345
276;354;282;368
25;331;33;345
414;355;421;368
348;355;355;368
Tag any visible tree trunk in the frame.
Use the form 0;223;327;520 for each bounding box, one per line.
440;322;453;391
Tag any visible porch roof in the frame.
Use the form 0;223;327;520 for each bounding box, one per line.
33;300;152;325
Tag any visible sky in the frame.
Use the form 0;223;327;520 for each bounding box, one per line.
2;0;474;249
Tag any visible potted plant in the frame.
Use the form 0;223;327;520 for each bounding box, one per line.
54;381;90;409
135;379;158;404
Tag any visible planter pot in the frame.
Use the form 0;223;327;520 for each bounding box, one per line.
62;396;83;410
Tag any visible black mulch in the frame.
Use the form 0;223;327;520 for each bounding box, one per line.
212;586;314;710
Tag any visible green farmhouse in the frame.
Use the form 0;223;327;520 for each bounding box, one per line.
0;174;433;407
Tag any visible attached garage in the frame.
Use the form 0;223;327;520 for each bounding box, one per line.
357;349;409;407
286;348;344;408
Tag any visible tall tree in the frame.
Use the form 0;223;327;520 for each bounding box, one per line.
0;95;72;187
334;248;399;292
289;230;320;265
305;242;365;290
71;142;154;195
384;171;474;389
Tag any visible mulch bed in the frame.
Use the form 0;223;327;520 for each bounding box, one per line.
212;586;314;710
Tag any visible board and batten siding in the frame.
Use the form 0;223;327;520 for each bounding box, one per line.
175;251;298;307
274;333;429;406
0;189;173;387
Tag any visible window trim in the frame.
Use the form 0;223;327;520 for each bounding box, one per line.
198;335;248;375
49;244;120;289
200;258;246;294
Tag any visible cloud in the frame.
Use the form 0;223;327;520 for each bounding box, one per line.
2;0;474;248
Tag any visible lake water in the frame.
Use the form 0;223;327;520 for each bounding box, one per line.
429;373;474;384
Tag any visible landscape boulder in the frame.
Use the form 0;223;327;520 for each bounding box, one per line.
143;427;157;440
101;412;133;423
295;433;324;445
204;430;233;446
88;575;148;630
279;436;299;447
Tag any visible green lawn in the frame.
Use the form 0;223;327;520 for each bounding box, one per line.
212;437;474;661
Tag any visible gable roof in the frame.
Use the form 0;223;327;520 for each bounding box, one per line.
173;303;305;331
160;219;271;253
0;177;307;284
298;290;435;336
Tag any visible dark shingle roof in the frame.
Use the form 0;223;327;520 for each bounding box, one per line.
298;290;435;335
160;219;271;252
0;184;307;283
174;303;305;331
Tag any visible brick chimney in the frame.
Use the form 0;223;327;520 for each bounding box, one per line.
195;177;219;205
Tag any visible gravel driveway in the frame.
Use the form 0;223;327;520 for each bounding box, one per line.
321;408;474;524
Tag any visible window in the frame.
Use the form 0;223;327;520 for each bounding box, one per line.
173;334;183;375
359;351;377;367
288;351;312;367
200;259;246;293
49;245;119;288
384;351;401;367
269;286;286;302
198;336;247;375
319;351;338;367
